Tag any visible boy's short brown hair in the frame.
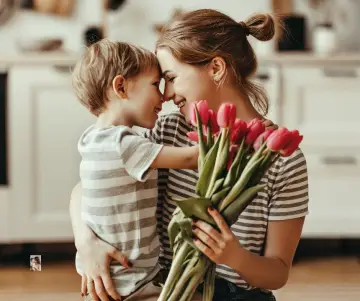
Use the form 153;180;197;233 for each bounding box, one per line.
72;39;159;116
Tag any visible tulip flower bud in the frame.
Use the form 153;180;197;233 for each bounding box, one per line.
189;100;209;127
230;119;248;144
217;103;236;128
280;130;303;157
227;145;239;170
253;129;274;151
266;128;292;152
245;119;265;145
208;109;220;134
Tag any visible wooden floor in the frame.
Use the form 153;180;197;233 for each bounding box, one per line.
0;257;359;301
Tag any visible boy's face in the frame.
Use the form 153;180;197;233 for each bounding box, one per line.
126;68;163;129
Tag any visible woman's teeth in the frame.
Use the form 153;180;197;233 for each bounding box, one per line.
178;100;186;108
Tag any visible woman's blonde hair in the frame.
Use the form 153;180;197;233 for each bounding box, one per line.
72;39;159;116
156;9;277;116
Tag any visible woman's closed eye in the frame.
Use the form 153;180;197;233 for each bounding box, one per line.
152;81;160;87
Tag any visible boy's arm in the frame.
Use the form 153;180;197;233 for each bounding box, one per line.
118;128;198;182
151;146;199;170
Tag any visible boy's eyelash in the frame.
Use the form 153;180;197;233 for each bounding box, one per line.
168;77;175;82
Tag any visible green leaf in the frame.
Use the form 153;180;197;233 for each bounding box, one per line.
242;143;267;175
209;177;225;197
217;156;263;212
167;209;184;249
222;184;266;225
202;263;216;301
175;197;216;226
178;218;193;239
195;106;207;164
223;139;245;188
207;119;214;149
196;135;221;197
211;186;231;207
205;129;230;197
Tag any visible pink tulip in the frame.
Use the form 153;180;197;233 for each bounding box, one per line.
208;109;220;134
227;145;239;170
217;103;236;128
230;119;248;144
253;129;274;150
186;131;206;143
280;130;303;157
189;100;209;127
266;128;293;152
245;119;265;145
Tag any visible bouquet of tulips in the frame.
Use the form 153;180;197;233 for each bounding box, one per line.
158;101;303;301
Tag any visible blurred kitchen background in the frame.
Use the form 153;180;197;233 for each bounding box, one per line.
0;0;359;300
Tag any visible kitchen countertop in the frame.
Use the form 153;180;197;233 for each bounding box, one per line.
3;51;360;67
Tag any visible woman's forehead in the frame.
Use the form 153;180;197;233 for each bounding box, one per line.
157;48;179;72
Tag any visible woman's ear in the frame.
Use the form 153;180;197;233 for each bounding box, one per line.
209;56;227;84
112;75;127;99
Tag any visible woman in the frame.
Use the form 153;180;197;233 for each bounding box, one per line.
70;9;308;301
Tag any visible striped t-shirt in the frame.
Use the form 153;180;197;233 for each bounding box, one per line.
76;125;163;296
144;112;309;290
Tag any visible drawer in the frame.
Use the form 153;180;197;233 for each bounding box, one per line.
302;150;360;237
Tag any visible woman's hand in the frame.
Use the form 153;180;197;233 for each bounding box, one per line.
78;234;131;301
70;184;131;301
262;118;278;130
192;207;242;267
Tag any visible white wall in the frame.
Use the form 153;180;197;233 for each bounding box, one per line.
106;0;270;50
0;0;270;54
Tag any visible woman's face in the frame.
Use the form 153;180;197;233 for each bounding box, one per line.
157;48;219;122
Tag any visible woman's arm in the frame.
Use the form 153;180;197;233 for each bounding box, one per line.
193;209;304;290
69;184;130;301
193;149;308;290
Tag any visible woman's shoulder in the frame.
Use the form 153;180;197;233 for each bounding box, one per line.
270;148;307;177
159;111;189;128
157;112;191;139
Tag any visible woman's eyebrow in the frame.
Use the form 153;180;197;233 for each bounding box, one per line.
162;70;172;77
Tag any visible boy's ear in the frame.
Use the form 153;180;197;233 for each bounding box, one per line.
112;75;127;98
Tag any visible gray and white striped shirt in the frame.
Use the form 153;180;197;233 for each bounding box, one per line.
76;125;163;296
144;112;309;290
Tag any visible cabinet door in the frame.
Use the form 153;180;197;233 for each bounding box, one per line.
282;66;360;148
8;66;96;242
254;66;281;125
283;66;360;237
0;188;9;241
302;151;360;237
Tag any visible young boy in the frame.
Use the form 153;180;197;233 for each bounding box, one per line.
72;39;199;300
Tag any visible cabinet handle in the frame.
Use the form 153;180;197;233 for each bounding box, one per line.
53;65;75;73
255;73;270;81
323;68;357;78
321;156;357;165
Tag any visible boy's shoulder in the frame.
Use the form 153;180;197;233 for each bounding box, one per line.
78;124;138;150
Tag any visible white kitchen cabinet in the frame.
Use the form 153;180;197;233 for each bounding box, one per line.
254;65;281;125
0;188;9;241
7;66;95;242
282;66;360;237
282;66;360;148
